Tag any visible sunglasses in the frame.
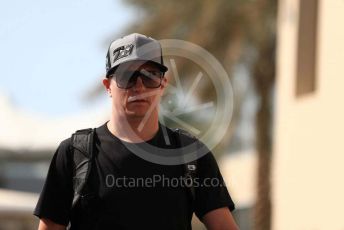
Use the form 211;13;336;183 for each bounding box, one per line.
110;68;164;89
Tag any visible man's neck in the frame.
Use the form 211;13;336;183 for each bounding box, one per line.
107;114;159;143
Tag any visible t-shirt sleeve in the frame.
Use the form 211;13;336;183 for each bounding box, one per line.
194;145;235;220
33;138;74;226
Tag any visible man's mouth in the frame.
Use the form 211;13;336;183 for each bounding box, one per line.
128;95;148;103
130;100;147;103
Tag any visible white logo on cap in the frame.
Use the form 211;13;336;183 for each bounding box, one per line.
113;44;134;63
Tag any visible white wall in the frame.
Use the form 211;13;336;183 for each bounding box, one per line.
273;0;344;229
0;94;109;151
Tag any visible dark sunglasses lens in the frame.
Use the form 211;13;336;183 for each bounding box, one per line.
115;70;162;89
116;71;137;89
140;70;162;88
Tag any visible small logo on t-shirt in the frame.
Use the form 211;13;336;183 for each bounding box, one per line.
187;164;196;171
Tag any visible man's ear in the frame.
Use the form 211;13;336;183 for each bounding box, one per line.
161;76;168;89
103;77;110;88
103;77;112;96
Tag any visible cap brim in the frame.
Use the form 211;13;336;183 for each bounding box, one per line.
106;60;168;77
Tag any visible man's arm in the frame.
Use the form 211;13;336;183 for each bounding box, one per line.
38;218;66;230
202;207;239;230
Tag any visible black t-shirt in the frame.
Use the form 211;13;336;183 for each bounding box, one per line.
34;122;235;229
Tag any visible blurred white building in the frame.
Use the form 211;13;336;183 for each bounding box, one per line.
0;93;108;151
273;0;344;229
0;93;108;229
0;189;39;229
219;0;344;229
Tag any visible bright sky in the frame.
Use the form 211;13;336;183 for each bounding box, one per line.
0;0;135;118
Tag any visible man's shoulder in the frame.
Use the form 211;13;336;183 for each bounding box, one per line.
61;126;99;146
60;137;72;147
57;126;99;152
58;137;72;151
53;128;94;163
57;127;93;151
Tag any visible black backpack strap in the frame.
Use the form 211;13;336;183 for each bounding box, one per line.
173;128;198;204
71;128;95;208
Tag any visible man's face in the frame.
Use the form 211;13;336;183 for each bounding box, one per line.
103;61;167;120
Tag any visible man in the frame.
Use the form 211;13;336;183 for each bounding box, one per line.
34;33;239;230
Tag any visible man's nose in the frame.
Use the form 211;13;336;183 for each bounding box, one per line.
133;76;145;91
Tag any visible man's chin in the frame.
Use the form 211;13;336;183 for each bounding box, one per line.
125;111;148;120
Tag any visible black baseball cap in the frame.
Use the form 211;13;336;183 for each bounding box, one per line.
105;33;168;77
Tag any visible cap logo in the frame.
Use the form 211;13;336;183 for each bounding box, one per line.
113;44;134;64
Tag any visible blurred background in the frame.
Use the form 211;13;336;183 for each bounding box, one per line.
0;0;343;229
